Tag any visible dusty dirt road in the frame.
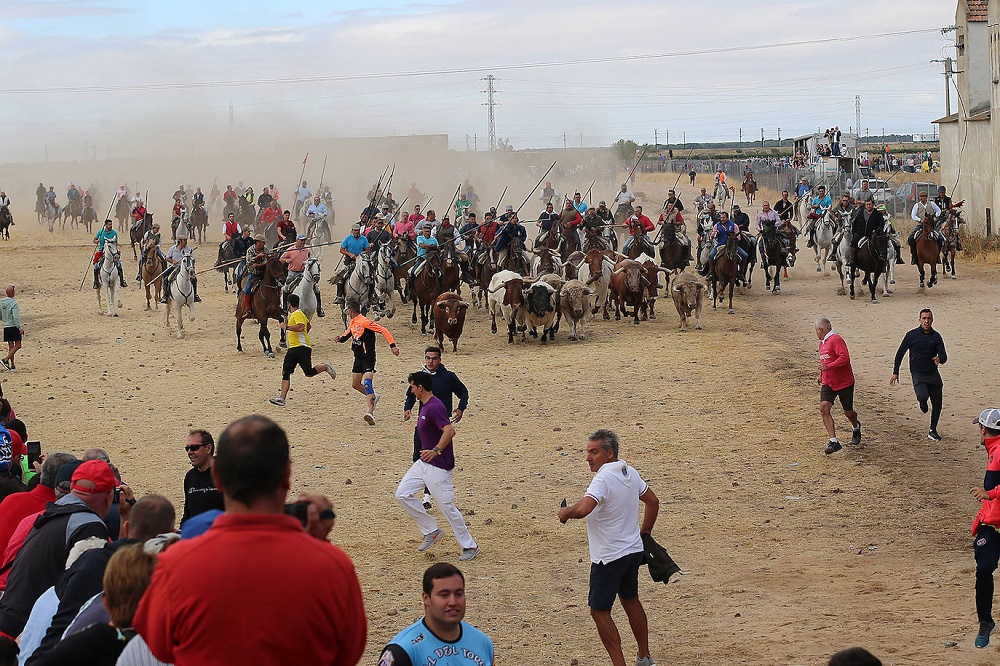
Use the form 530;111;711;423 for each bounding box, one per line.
0;176;996;664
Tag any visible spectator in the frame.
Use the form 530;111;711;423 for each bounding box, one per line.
0;287;22;372
0;453;75;555
180;430;223;525
133;415;367;665
0;460;120;639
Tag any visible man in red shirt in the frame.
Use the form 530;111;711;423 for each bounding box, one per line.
970;408;1000;648
222;212;240;241
276;209;296;243
622;205;655;257
133;415;366;665
0;453;76;555
815;317;861;454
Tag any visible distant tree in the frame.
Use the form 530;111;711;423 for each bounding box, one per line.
496;137;514;152
612;139;639;161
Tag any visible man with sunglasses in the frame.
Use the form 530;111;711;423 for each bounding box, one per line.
403;346;469;510
181;429;224;525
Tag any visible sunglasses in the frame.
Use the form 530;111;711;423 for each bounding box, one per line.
185;443;208;452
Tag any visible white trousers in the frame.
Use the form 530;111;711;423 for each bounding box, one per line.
395;460;477;550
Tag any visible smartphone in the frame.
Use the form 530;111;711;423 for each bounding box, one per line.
284;501;336;527
26;441;41;468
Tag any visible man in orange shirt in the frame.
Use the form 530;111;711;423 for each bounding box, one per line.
337;300;400;425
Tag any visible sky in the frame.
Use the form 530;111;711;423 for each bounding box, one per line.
0;0;957;162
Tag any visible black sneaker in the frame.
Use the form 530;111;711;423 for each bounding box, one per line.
928;430;943;441
824;439;843;455
851;422;862;445
976;619;995;648
918;398;929;413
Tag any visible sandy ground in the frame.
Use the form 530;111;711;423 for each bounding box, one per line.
0;175;997;665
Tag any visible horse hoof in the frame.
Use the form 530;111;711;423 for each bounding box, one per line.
951;275;956;280
815;266;821;272
265;351;275;358
727;309;735;315
695;324;702;330
890;279;896;284
849;294;856;300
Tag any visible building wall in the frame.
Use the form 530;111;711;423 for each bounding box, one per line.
958;120;994;234
969;22;991;115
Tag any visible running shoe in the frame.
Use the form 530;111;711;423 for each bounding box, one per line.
976;620;995;648
459;546;480;561
372;392;381;410
268;396;285;406
635;657;657;666
418;529;442;552
364;412;376;426
928;430;943;441
851;422;862;445
0;360;8;372
918;398;929;413
824;439;843;455
324;361;336;379
422;493;433;510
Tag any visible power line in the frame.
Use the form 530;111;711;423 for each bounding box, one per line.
0;28;940;96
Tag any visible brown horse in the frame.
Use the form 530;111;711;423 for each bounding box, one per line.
710;233;740;314
115;196;130;232
915;213;940;290
235;254;287;357
189;204;208;243
741;174;757;206
939;210;960;279
411;247;444;335
82;204;98;235
130;213;152;260
61;198;83;230
439;244;462;294
394;236;416;303
140;242;166;310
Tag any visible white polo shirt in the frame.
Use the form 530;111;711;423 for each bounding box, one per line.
584;459;647;564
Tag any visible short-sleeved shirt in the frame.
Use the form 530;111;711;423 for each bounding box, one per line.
380;619;494;666
416;235;438;258
286;309;311;348
166;245;191;263
584;459;647;564
340;234;369;256
416;396;454;470
94;229;118;251
280;247;310;273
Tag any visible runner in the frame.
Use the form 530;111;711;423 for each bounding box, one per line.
336;300;399;425
268;294;336;407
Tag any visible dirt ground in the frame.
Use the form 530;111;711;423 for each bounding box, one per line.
0;173;997;665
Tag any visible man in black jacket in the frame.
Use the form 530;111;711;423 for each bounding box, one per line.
0;460;122;639
847;199;885;272
891;308;948;441
403;346;469;509
27;494;175;662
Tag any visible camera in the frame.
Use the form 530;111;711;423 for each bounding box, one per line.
284;501;335;528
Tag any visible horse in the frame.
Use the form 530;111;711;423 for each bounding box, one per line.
236;253;287;356
373;243;397;320
115;196;131;232
583;228;608;254
96;241;123;317
82;203;98;235
61;198;83;230
292;257;321;320
849;229;888;303
713;181;729;206
438;244;463;294
170;212;188;242
560;221;581;260
0;206;11;241
35;196;45;224
215;240;237;293
165;254;197;337
736;231;756;289
833;226;853;296
710;233;739;314
499;237;531;276
470;246;496;309
624;220;655;261
915;213;941;290
237;199;256;232
341;253;373;327
189;205;208;243
130;213;151;260
613;202;634;228
42;200;58;234
696;212;715;272
812;211;837;274
411;247;444;335
139;241;166;310
393;236;416;304
307;216;331;260
939;209;961;280
532;247;563;277
223;198;239;221
656;223;689;275
758;224;798;294
741;175;757;206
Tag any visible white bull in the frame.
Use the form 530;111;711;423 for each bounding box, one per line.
487;269;527;344
576;249;614;320
559;279;594;341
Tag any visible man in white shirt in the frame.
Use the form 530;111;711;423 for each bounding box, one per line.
559;429;660;666
907;191;944;264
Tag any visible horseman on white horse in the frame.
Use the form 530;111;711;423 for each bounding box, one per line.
160;233;202;304
802;185;832;250
92;219;127;289
280;234;325;317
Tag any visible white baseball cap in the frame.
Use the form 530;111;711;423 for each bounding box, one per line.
973;408;1000;428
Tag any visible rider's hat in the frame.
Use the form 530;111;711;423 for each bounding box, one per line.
351;223;361;231
254;233;266;242
151;222;160;229
177;232;189;240
732;204;740;210
505;204;513;211
296;233;307;240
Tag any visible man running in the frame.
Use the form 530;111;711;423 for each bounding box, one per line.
969;408;1000;648
890;308;947;441
337;300;399;425
816;317;861;454
268;294;336;406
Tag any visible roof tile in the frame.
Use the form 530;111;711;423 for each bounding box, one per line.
967;0;988;21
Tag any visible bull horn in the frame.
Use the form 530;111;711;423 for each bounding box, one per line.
672;285;682;292
611;267;626;275
458;301;469;307
658;267;671;274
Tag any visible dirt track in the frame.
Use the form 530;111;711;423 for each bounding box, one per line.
0;174;997;664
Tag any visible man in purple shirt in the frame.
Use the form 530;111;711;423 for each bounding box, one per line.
394;371;480;561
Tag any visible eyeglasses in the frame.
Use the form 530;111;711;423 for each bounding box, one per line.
184;443;208;452
424;356;441;361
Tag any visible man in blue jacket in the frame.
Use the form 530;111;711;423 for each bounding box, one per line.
403;346;469;510
890;308;948;441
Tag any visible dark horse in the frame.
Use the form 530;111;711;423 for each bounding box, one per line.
915;213;940;290
0;205;12;241
130;213;152;260
758;224;797;294
236;253;287;357
114;196;130;232
237;198;256;232
411;247;444;335
215;239;237;293
710;233;740;314
850;229;888;303
189;204;208;243
500;237;531;276
657;224;688;274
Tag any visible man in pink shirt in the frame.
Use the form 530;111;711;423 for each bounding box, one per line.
815;317;861;454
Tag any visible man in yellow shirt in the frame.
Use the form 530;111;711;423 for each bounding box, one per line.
269;294;336;406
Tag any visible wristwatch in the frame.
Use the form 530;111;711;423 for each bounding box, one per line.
433;447;441;454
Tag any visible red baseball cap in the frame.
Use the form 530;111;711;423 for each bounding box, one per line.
70;460;117;494
7;431;25;459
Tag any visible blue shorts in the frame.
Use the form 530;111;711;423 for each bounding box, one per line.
588;551;643;611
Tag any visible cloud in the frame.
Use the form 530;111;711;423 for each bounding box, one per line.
3;0;129;19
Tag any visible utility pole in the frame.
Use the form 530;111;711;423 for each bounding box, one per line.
682;131;686;149
562;132;567;149
777;127;781;145
738;128;742;148
931;58;956;117
760;128;765;148
579;134;583;148
855;95;862;140
665;129;669;147
481;75;499;151
229;101;235;139
654;129;658;149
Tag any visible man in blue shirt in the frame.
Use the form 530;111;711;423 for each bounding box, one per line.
701;211;747;276
305;195;330;239
407;225;439;297
378;563;494;666
804;185;832;248
92;219;127;289
890;308;948;441
572;192;589;216
795;177;811;199
494;213;528;271
333;224;369;304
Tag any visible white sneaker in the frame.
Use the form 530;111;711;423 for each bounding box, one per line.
372;392;381;410
364;412;376;426
268;396;285;406
418;529;442;552
325;361;336;379
459;546;480;561
422;493;433;509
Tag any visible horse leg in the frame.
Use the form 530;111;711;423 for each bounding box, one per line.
917;264;925;289
145;284;152;310
773;265;780;294
259;319;274;357
236;313;245;352
951;251;957;279
727;280;735;314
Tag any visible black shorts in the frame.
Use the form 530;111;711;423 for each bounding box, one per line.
820;383;854;411
282;346;317;380
351;356;376;374
2;327;21;343
588;551;643;611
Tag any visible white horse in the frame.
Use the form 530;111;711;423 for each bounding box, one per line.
165;253;197;338
341;253;372;325
713;181;729;205
881;218;897;296
292;257;321;320
96;241;123;317
372;243;397;320
43;200;59;234
812;212;836;274
833;227;853;295
308;216;332;261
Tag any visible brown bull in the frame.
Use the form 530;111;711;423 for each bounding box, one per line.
609;259;645;324
671;271;705;331
434;291;469;352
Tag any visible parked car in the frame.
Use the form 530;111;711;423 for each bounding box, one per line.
849;178;891;203
886;181;937;219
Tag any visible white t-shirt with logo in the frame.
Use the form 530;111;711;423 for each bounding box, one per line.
584;459;647;564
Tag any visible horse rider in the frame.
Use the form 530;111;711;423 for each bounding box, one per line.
172;185;187;205
535;202;560;249
803;185;833;249
559;200;583;252
455;192;473;222
136;222;164;283
622;206;655;257
223;212;241;242
158;232;200;303
830;194;855;229
305;195;330;239
435;215;470;283
581;207;607;249
67;183;80;205
756;201;790;249
494;212;528;269
223;185;238;208
795;177;811;200
701;210;747;276
333;223;371;305
592;200;617;250
192;187;205;209
293;181;311;219
934;185;952;213
92;219;128;289
408;204;425;226
383;192;398;215
280;234;324;317
131;199;147;230
458;211;478;255
231;226;254;283
257;187;274;222
498;204;516;223
367;215;394;255
276;209;296;244
540;181;556;205
261;200;283;237
693;187;713;211
614;183;635;218
380;204;396;229
0;191;10;219
408;224;439;293
416;209;439;234
394;209;417;245
571;192;589;216
473;210;499;267
907;191;944;264
238;233;268;314
172;197;187;227
731;204;751;233
44;186;57;209
657;205;693;263
774;190;795;232
661;189;684;217
35;183;45;207
846;199;886;273
82;190;94;211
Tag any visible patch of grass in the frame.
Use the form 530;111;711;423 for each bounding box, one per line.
958;231;1000;264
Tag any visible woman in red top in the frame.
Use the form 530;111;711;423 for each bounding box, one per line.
815;317;861;454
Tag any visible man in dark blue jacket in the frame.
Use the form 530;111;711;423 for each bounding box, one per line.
891;308;948;441
403;346;469;509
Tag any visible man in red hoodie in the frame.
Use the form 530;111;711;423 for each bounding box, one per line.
970;407;1000;648
0;453;76;554
815;317;861;454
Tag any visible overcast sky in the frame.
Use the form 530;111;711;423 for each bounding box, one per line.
0;0;956;162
